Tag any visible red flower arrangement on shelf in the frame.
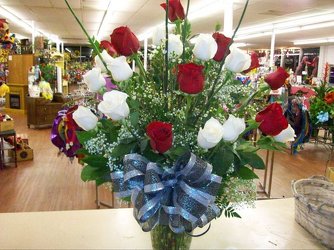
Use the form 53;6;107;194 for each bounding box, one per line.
52;0;296;248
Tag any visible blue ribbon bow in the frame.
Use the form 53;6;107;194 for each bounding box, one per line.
111;152;222;233
316;111;329;124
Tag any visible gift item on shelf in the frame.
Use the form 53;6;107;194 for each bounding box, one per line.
0;114;14;132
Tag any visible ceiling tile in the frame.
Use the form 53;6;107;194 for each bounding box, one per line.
20;0;53;7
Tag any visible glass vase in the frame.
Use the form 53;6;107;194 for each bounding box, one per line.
150;225;192;250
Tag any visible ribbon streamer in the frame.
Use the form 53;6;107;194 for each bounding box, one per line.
111;152;222;233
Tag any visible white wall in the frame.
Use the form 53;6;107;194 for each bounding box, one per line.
318;45;334;79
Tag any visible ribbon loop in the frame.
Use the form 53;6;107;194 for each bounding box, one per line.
111;152;222;233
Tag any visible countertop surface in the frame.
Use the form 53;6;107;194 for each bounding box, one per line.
0;198;325;249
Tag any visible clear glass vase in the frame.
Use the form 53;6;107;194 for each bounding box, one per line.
150;225;192;250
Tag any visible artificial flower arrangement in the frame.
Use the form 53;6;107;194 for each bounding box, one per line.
52;0;295;248
309;80;334;142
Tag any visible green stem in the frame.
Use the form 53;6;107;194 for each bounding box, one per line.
64;0;111;76
164;0;169;111
193;0;249;125
181;0;191;63
133;54;148;81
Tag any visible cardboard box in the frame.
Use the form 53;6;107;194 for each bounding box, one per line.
0;119;14;132
325;167;334;182
9;147;34;162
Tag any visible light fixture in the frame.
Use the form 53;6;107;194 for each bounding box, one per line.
293;37;334;45
235;10;334;41
0;6;32;31
65;48;71;53
96;0;112;41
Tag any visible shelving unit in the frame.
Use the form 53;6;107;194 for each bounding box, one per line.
329;65;334;85
0;129;17;169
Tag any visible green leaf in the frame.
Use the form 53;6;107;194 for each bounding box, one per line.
166;146;189;160
239;119;259;138
76;130;97;144
111;142;137;158
75;148;91;156
142;147;166;163
81;164;110;182
81;155;108;168
140;138;149;153
238;151;265;169
99;119;120;142
234;166;259;180
212;148;234;177
129;111;139;127
257;136;287;151
128;99;140;110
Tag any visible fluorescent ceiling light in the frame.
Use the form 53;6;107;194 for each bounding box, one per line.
0;6;32;31
65;48;71;52
96;0;112;41
235;10;334;40
294;37;334;45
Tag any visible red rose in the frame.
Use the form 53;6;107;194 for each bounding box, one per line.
255;103;288;136
160;0;185;22
264;67;289;90
212;32;231;62
110;26;140;56
146;121;173;154
177;63;205;94
243;52;260;74
99;40;117;57
324;92;334;104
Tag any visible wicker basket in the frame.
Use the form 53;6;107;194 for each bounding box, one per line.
292;176;334;249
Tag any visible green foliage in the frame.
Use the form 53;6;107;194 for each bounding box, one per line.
257;136;287;151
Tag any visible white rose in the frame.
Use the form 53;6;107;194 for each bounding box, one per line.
224;47;251;73
221;115;246;142
152;26;166;46
107;56;133;82
197;117;224;149
193;34;218;61
73;106;98;131
168;34;183;57
273;124;296;143
95;50;114;73
98;90;130;120
83;67;106;92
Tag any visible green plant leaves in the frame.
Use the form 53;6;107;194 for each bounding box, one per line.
238;151;265;169
257;136;287;151
211;147;234;177
76;130;97;144
233;166;259;180
111;141;137;158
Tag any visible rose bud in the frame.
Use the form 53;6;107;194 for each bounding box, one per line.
110;26;140;56
255;103;288;136
73;106;98;131
221;115;246;142
95;50;114;73
264;67;289;90
99;40;117;57
224;47;251;73
146;121;173;154
168;34;183;57
212;32;231;62
193;34;218;61
273;124;296;143
197;117;224;149
83;67;106;92
160;0;185;22
98;90;130;121
243;52;260;74
107;56;133;82
324;92;334;104
177;63;205;94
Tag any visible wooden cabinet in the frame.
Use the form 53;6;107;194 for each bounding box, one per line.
7;54;34;85
26;96;63;128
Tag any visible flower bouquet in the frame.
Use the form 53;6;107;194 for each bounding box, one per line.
309;80;334;142
52;0;295;249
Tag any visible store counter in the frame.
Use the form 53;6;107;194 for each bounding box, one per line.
0;198;324;249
